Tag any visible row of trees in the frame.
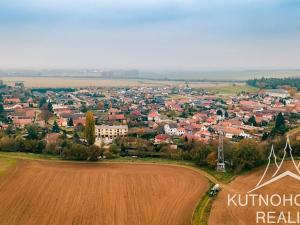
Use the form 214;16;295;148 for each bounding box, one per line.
247;77;300;91
262;112;288;140
0;133;104;161
113;132;300;174
0;110;101;161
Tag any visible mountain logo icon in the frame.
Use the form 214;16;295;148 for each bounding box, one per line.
248;137;300;193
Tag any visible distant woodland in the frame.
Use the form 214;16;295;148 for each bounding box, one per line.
247;77;300;90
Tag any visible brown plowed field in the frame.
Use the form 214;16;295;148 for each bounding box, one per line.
0;161;208;225
209;161;300;225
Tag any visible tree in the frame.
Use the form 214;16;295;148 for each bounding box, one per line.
0;103;6;122
168;110;177;120
0;136;16;151
272;113;287;135
262;132;269;141
73;132;81;143
80;104;88;113
216;109;223;116
47;101;53;112
40;104;53;124
234;139;263;172
248;115;257;126
52;120;60;133
39;97;47;108
225;111;229;118
26;125;39;140
5;125;14;135
86;145;102;161
85;111;95;145
206;151;217;168
98;101;104;110
67;117;74;127
0;104;4;114
62;143;88;160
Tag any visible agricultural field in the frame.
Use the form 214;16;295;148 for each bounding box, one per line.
209;161;300;225
206;84;259;95
1;76;245;89
0;157;16;176
0;160;208;225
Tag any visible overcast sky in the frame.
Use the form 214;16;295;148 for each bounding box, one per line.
0;0;300;70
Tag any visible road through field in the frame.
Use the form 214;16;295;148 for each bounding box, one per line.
0;161;208;225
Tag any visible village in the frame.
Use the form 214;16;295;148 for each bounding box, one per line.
0;80;299;154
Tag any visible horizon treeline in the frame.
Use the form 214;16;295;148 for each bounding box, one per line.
247;77;300;90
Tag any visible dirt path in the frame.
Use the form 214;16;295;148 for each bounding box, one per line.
0;160;208;225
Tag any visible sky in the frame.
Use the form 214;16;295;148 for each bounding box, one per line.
0;0;300;70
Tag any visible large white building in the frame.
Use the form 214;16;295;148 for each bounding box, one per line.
95;125;128;144
266;89;290;98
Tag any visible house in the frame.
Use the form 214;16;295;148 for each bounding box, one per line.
148;121;158;129
70;114;86;126
12;117;32;127
148;110;160;122
45;133;61;144
95;125;128;144
194;130;212;140
266;89;290;98
4;98;21;104
222;127;250;139
57;118;68;127
131;110;141;116
54;107;72;117
176;127;186;136
164;123;178;136
154;134;171;144
4;104;23;110
205;116;218;125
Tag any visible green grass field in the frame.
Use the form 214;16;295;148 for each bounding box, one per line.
192;193;215;225
207;85;259;95
0;152;60;161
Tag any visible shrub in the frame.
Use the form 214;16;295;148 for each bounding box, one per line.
44;143;60;155
62;144;88;160
0;136;16;151
233;139;263;173
87;145;103;161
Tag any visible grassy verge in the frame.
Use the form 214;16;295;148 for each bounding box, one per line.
109;157;235;182
0;152;60;161
106;156;196;166
0;153;236;183
192;193;215;225
0;157;17;176
199;166;235;184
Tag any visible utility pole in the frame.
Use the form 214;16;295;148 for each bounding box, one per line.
217;131;226;172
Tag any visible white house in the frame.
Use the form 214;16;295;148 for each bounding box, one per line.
95;125;128;144
176;127;186;136
266;89;290;98
164;123;178;136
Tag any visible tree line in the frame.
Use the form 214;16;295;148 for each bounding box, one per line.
247;77;300;90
